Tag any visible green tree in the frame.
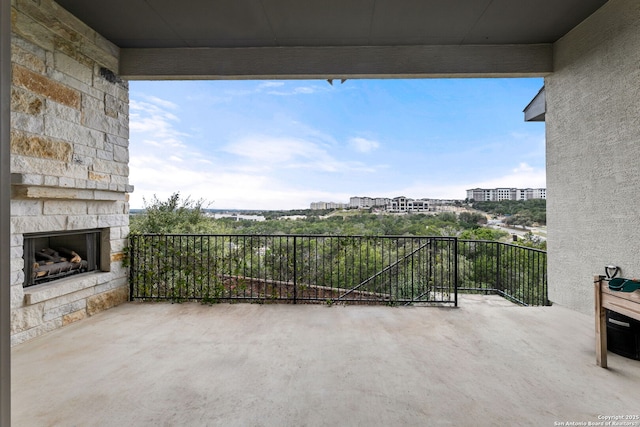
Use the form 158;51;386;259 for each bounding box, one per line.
514;231;547;250
472;199;546;225
504;211;540;228
130;192;222;234
458;212;488;228
459;227;508;241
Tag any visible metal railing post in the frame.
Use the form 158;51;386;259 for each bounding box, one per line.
454;237;458;307
293;236;297;304
495;242;502;293
128;235;135;301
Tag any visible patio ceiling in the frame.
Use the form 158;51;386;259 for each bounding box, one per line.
55;0;609;79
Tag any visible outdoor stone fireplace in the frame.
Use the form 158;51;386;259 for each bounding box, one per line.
23;229;106;288
9;0;132;345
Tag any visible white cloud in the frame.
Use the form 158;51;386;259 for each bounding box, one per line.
128;152;353;210
222;135;377;173
349;137;380;153
266;85;321;96
294;87;316;94
130;98;188;149
222;81;321;97
128;95;370;209
195;158;214;165
130;121;379;209
136;95;179;110
258;82;285;89
472;162;546;189
388;182;469;201
387;162;547;200
223;136;322;164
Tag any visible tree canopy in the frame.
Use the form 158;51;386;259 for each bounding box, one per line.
131;194;523;242
472;199;546;225
130;193;220;234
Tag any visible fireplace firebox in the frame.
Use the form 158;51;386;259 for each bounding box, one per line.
23;229;104;287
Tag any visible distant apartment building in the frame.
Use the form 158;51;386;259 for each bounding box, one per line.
311;196;461;212
349;196;391;209
211;213;266;221
389;196;430;213
532;188;546;199
466;188;546;202
310;201;348;210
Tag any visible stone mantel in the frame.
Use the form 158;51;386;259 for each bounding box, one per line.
12;172;133;201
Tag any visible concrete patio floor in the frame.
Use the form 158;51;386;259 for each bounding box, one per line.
12;296;640;427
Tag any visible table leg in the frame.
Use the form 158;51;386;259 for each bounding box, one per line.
595;276;607;368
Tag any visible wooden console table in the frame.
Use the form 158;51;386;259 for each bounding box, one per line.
594;275;640;367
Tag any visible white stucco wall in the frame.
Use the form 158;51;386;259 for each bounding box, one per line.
545;0;640;313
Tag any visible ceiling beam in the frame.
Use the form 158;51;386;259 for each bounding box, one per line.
524;87;546;122
120;44;553;80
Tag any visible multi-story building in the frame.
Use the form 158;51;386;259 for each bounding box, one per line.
467;188;492;201
349;196;390;209
495;188;514;201
466;188;546;202
409;199;430;212
310;201;347;210
532;188;546;199
389;197;430;213
312;196;459;212
389;196;407;212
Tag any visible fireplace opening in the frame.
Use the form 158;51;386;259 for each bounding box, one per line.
24;229;104;287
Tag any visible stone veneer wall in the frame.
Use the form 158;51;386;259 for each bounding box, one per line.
9;0;132;345
545;0;640;314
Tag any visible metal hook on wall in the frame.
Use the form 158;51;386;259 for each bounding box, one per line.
605;265;620;279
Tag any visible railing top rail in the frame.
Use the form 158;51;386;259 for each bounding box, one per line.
130;234;544;253
459;239;546;254
131;233;458;240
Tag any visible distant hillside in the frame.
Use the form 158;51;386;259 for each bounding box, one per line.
130;193;510;240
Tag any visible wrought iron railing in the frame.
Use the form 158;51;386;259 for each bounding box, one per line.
128;235;548;306
458;240;548;306
129;235;458;305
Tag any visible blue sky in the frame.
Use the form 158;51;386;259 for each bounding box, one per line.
129;78;545;210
